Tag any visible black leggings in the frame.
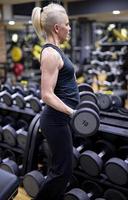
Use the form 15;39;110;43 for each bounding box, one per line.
34;108;73;200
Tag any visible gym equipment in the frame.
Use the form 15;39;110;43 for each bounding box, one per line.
79;91;97;104
71;104;100;137
97;93;122;111
15;91;40;109
105;146;128;185
104;188;127;200
79;140;115;176
0;168;19;200
64;180;103;200
29;96;44;112
0;158;22;176
23;170;79;198
78;83;94;93
11;46;23;62
23;170;45;198
77;101;100;115
13;63;24;77
1;85;25;107
0;84;13;101
73;139;92;169
2;119;28;147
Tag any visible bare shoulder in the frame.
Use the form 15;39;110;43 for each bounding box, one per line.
41;47;63;69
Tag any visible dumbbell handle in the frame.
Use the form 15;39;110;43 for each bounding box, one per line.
76;144;84;152
98;150;106;159
87;191;93;198
24;94;33;101
124;158;128;164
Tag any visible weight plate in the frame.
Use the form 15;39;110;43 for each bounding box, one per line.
104;188;127;200
79;91;97;104
78;83;93;93
3;125;17;146
71;108;100;137
23;170;45;198
15;93;25;108
29;97;42;112
105;157;128;185
79;150;103;176
65;188;88;200
2;92;12;106
77;101;100;115
97;93;112;110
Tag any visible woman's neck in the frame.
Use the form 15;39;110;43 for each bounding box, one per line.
46;35;60;47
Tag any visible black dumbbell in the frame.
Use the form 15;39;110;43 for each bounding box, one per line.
96;93;122;111
0;158;22;176
104;188;127;200
77;101;100;115
0;116;15;145
78;83;94;93
79;91;98;105
71;102;100;137
0;149;16;163
0;84;13;101
1;85;25;106
23;170;78;198
64;180;103;200
3;119;28;148
73;139;92;169
79;140;115;176
105;145;128;185
29;96;44;112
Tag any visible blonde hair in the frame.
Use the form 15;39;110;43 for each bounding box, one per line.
31;3;66;39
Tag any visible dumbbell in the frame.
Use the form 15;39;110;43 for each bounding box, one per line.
71;100;100;137
78;83;94;93
29;96;44;112
104;188;127;200
15;90;41;109
3;119;28;148
73;139;92;169
96;93;122;111
79;140;115;176
77;101;100;115
1;85;26;106
79;91;98;105
105;145;128;185
64;180;103;200
0;84;13;101
0;158;22;176
23;170;78;198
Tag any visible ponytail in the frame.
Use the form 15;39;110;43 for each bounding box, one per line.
31;7;43;40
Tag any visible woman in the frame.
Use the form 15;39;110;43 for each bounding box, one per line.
31;3;80;200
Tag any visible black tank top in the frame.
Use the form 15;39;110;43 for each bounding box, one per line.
41;43;80;109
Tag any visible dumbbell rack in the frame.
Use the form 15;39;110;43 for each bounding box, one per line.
0;102;39;179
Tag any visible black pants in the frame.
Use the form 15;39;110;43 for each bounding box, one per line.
34;106;73;200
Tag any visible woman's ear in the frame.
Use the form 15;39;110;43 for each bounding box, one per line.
54;24;59;33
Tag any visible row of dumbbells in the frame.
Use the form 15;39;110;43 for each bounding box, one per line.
0;115;29;149
0;83;44;112
39;137;128;187
22;169;128;200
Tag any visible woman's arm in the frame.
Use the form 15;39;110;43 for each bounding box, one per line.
40;47;74;116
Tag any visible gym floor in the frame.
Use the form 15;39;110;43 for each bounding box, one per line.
14;187;30;200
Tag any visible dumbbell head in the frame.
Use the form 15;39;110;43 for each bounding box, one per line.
71;108;100;137
96;93;112;110
29;97;42;112
15;93;26;108
64;188;88;200
79;140;115;176
111;95;122;108
104;188;127;200
79;91;97;104
105;146;128;185
78;83;94;93
0;160;19;175
77;101;100;115
23;170;45;198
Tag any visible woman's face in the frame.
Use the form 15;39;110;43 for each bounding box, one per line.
54;14;71;43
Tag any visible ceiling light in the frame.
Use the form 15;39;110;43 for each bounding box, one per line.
112;10;120;15
8;20;15;25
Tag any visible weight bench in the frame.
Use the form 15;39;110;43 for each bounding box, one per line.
0;169;19;200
